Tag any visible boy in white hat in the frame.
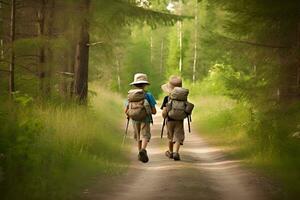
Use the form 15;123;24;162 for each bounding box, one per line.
161;75;184;161
125;73;157;163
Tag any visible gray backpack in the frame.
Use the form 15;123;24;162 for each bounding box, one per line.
126;89;151;121
166;87;194;120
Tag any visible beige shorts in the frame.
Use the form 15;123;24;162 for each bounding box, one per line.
167;120;185;145
132;121;151;142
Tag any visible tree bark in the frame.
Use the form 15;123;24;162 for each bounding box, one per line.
116;56;121;92
192;0;198;84
74;0;90;104
69;42;76;97
178;20;182;73
0;8;3;60
44;0;55;96
37;0;47;96
160;38;164;74
178;0;183;73
150;31;153;67
9;0;16;97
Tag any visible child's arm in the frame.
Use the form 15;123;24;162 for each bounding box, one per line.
151;107;157;115
162;107;168;119
124;100;129;116
146;92;157;115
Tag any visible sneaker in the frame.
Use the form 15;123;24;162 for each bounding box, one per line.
139;149;149;163
173;153;181;161
165;150;173;159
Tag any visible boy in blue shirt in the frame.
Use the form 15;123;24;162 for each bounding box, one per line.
125;73;157;163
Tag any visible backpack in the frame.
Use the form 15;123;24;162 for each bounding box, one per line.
126;89;151;121
166;87;194;120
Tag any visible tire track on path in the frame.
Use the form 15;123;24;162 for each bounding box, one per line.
84;110;272;200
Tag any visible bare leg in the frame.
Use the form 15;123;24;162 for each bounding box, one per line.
174;141;181;153
141;138;149;150
138;140;142;151
173;141;181;161
169;141;174;153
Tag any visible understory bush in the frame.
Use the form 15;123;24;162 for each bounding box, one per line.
0;86;127;200
188;64;300;199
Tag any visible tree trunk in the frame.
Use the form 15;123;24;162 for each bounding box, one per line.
116;56;121;92
150;31;153;67
296;23;300;92
0;2;3;94
0;39;3;59
0;1;3;60
192;0;199;84
9;0;16;97
69;43;76;97
37;0;46;96
178;0;183;73
160;38;164;74
44;0;55;96
278;48;298;103
74;0;90;103
178;20;182;73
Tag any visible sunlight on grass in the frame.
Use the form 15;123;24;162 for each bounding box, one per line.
192;95;251;149
191;94;300;199
0;84;128;200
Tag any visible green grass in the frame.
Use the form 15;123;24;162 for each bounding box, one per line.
0;85;128;200
192;95;250;149
192;95;300;199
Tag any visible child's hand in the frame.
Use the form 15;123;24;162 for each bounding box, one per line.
162;109;168;119
151;107;157;115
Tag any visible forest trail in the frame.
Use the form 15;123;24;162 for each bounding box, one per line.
84;109;271;200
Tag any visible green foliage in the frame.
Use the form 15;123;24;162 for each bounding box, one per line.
190;72;300;198
12;92;34;107
166;26;180;75
0;86;128;200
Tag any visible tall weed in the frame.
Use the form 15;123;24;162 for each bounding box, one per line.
0;86;127;200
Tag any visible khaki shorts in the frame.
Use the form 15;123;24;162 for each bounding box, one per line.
167;120;185;145
132;121;151;142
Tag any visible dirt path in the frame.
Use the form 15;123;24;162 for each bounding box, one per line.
84;111;274;200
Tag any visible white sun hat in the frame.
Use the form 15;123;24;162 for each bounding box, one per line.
130;73;150;85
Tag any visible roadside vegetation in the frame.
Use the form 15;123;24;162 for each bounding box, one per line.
188;66;300;200
0;85;128;200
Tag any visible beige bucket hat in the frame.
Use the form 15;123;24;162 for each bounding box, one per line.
161;75;182;93
130;73;150;85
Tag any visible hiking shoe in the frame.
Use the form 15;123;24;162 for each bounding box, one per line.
173;153;181;161
139;149;149;163
165;150;173;159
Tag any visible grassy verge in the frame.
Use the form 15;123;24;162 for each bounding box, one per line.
0;85;128;200
191;94;300;199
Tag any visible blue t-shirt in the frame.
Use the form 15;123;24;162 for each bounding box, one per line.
142;92;156;123
145;92;156;108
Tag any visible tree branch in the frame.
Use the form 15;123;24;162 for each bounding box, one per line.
0;69;10;73
218;34;290;49
87;41;103;47
0;60;38;75
16;54;41;58
57;71;74;77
